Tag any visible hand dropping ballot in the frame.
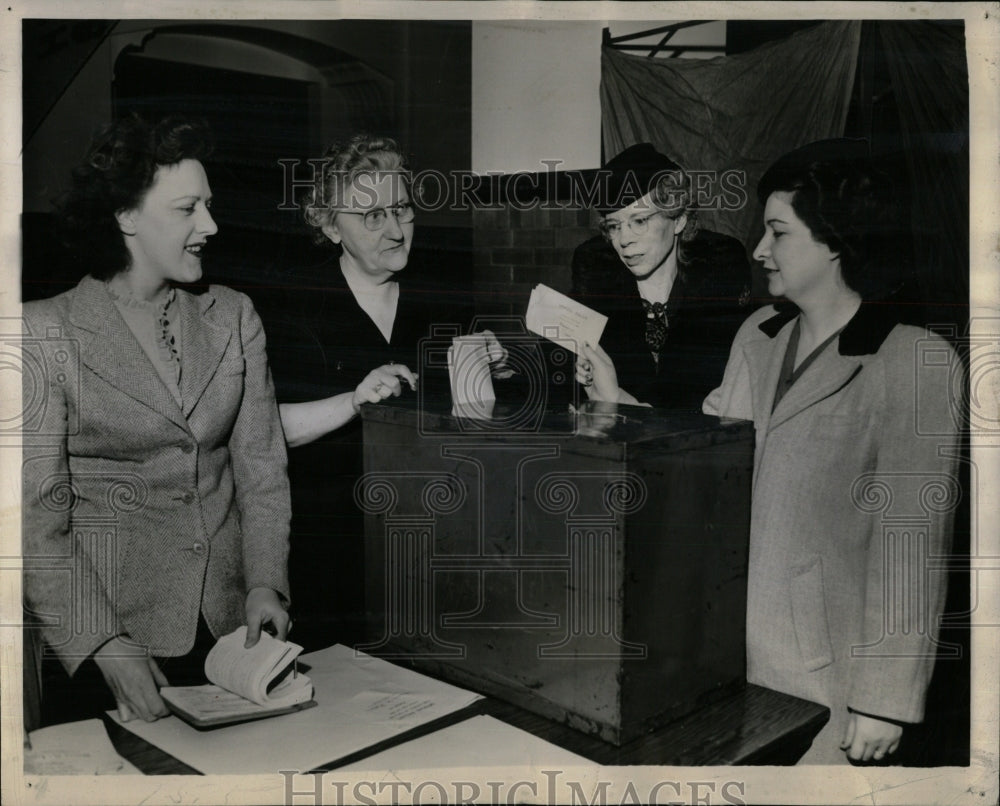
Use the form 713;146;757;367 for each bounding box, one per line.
525;283;607;354
159;625;315;728
448;334;496;419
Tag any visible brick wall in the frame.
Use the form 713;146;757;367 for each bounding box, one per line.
472;202;595;318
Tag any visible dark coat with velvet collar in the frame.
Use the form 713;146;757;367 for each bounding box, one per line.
22;275;291;673
704;301;960;762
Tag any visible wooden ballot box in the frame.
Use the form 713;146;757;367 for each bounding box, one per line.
359;397;754;745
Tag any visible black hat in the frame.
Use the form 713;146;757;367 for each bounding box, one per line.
595;143;684;215
757;138;871;203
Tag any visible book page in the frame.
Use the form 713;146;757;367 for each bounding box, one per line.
162;685;271;719
203;626;301;705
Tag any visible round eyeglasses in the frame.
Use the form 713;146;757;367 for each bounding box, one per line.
598;210;670;241
335;202;415;231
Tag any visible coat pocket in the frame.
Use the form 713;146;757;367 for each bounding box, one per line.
790;558;835;672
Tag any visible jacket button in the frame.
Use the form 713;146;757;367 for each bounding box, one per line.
181;491;195;504
181;442;195;454
191;541;205;555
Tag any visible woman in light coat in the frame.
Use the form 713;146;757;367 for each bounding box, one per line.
703;140;961;763
22;116;293;723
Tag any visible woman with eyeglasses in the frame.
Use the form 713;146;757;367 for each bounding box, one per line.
266;134;504;648
274;139;419;446
572;143;750;409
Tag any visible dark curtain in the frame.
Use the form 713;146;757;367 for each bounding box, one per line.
601;21;861;253
879;21;969;327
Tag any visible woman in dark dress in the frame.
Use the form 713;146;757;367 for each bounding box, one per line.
267;135;502;648
573;143;750;409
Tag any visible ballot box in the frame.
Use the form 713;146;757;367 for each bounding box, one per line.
358;397;754;745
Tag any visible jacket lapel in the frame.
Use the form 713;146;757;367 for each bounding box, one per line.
178;288;231;417
744;309;867;431
69;276;189;430
768;347;863;430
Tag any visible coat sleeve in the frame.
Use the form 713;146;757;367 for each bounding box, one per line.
226;291;292;603
21;302;119;674
702;307;771;420
846;328;961;723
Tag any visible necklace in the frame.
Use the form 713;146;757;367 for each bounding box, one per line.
106;282;180;366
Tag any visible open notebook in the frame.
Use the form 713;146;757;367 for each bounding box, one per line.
113;644;485;773
160;626;316;728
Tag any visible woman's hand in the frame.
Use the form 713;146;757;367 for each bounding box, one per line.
94;636;170;722
840;712;904;762
245;587;291;646
479;330;514;379
577;342;621;402
352;364;418;412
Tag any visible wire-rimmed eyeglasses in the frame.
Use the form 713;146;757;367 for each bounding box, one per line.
598;209;671;241
335;202;415;231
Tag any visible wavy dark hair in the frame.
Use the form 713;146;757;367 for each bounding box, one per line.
757;139;907;301
301;134;411;248
56;114;214;280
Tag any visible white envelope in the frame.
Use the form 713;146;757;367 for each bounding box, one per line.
525;283;608;354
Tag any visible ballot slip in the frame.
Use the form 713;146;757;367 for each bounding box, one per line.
525;283;607;354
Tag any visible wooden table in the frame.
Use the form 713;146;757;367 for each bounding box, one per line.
103;683;828;774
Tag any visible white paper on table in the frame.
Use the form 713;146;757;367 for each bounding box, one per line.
525;283;608;355
339;714;592;771
110;644;483;775
24;719;142;775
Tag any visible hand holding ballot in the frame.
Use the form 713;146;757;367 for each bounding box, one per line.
525;284;645;406
448;334;497;419
576;342;645;407
577;341;619;402
446;329;514;419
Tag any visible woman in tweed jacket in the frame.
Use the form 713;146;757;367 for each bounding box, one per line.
22;116;292;722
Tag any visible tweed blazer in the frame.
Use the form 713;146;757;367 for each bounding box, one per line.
22;276;291;674
704;303;960;727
